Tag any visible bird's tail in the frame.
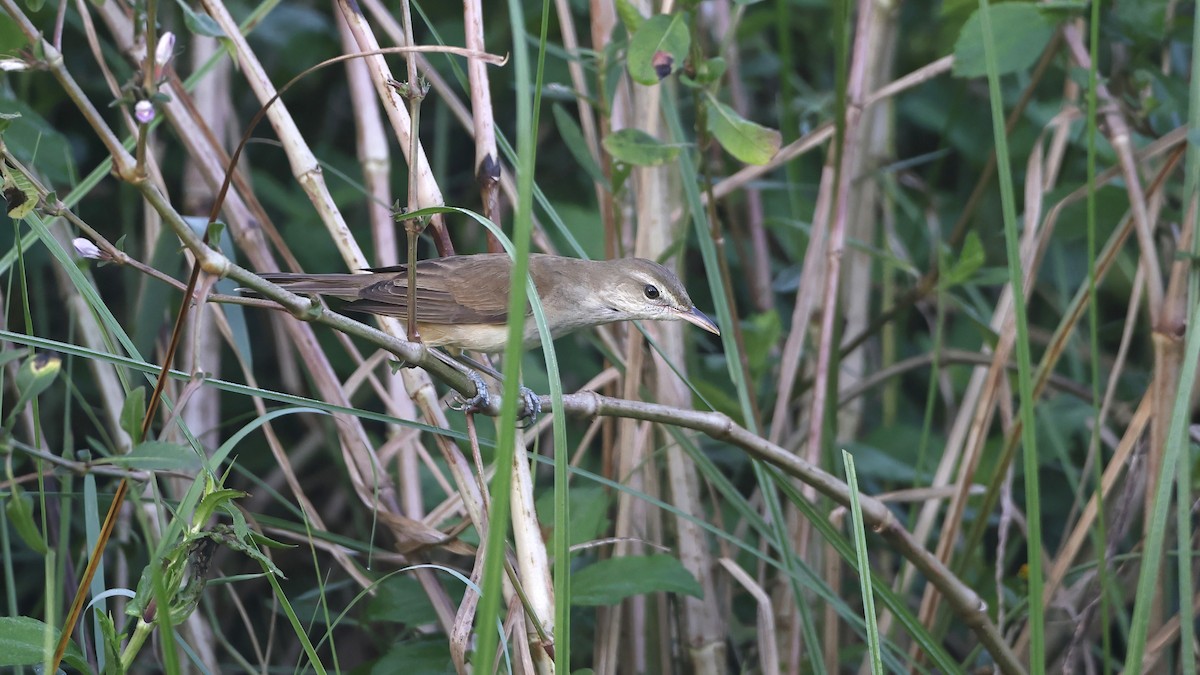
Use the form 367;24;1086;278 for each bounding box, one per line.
248;273;377;300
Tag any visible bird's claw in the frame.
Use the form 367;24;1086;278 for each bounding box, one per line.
450;372;541;426
517;386;542;428
451;370;492;413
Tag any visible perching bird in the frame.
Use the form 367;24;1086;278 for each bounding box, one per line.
257;253;720;352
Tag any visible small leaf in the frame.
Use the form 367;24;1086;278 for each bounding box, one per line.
194;487;248;528
165;537;218;624
206;220;226;246
942;231;985;288
110;440;201;471
5;486;48;555
742;311;782;379
952;3;1056;78
610;161;632;194
705;96;781;165
372;638;455;675
553;104;608;188
615;0;644;34
627;14;690;85
0;111;21;135
0;615;90;672
1;163;38;219
175;0;226;38
0;349;28;368
367;575;442;625
120;387;146;445
571;554;702;606
682;57;726;88
97;610;124;674
536;487;611;550
602;128;683;166
214;526;285;578
16;352;61;399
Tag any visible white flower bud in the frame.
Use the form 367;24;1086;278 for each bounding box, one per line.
155;32;176;67
73;238;103;260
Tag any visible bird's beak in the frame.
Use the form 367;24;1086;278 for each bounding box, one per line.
679;307;720;335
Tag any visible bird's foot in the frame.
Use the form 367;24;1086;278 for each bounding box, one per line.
517;386;542;428
450;372;541;426
450;370;492;414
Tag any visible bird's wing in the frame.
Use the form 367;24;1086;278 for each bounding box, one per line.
353;254;514;325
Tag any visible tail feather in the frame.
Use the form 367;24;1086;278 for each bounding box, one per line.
251;273;374;300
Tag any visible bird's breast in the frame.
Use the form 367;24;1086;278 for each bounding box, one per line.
416;323;517;353
416;317;584;353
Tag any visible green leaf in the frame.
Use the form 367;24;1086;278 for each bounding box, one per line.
1112;0;1165;43
0;349;27;368
97;610;124;674
941;230;985;288
952;3;1055;78
15;352;60;400
367;575;442;626
110;440;201;471
205;220;226;246
5;486;48;554
610;161;632;194
602;128;683;166
705;96;781;165
615;0;644;34
627;14;690;85
163;537;218;625
536;486;611;550
571;555;702;606
120;386;146;445
691;379;744;425
743;311;782;379
0;111;20;134
372;638;455;675
1;162;38;219
175;0;226;38
214;525;286;578
681;56;727;88
0;96;74;185
4;353;60;431
553;104;607;188
0;615;90;672
194;487;248;527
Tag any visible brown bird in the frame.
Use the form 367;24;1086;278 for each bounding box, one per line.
258;253;720;353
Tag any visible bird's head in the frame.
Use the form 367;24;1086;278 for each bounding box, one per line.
595;258;720;335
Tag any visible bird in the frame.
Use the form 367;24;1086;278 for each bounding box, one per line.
256;253;720;352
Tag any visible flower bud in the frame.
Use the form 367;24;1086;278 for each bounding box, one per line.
73;238;103;260
154;32;175;80
134;100;155;124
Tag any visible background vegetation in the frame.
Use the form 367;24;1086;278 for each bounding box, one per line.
0;0;1196;672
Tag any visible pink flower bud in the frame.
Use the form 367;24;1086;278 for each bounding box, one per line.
134;100;154;124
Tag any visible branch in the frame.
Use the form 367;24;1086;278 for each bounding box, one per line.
549;391;1027;675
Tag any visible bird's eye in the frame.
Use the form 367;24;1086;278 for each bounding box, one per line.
644;284;660;300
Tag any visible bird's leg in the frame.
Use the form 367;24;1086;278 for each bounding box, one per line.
430;349;492;412
432;350;541;424
451;368;493;412
460;354;541;426
516;387;542;428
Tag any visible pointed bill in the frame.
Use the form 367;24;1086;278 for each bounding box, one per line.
679;306;720;335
